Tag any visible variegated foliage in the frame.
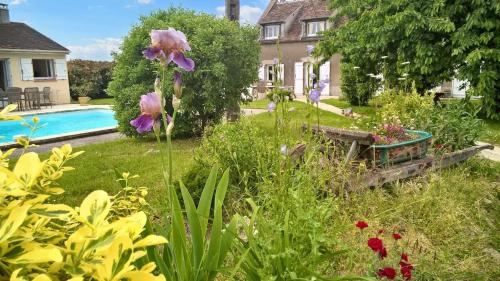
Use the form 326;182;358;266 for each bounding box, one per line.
0;135;167;280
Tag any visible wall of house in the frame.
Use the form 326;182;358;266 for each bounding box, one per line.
0;51;70;104
260;41;341;96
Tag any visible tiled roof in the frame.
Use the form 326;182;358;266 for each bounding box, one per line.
259;1;303;24
0;22;69;52
300;0;331;21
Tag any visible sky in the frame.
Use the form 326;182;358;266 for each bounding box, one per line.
6;0;269;61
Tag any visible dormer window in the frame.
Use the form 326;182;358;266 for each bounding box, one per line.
306;21;326;37
264;25;280;39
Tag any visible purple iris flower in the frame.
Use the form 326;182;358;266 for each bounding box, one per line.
306;45;315;56
130;92;171;133
143;28;195;72
309;89;320;104
267;101;276;112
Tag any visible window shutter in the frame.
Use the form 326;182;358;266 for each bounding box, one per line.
294;62;304;95
258;65;265;81
55;59;68;80
20;58;34;81
5;59;12;87
319;62;330;96
279;64;285;84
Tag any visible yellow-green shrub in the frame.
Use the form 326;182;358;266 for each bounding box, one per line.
0;105;167;281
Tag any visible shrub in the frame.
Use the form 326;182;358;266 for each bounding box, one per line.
68;60;114;99
266;87;294;102
182;120;276;205
0;146;167;280
108;8;260;137
340;62;378;106
374;89;483;151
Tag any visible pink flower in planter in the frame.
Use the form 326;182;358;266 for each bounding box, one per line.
143;28;195;71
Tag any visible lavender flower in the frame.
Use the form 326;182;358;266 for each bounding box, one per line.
267;101;276;112
306;45;315;56
309;89;320;104
173;72;182;99
143;28;195;71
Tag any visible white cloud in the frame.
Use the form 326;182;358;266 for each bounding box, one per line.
10;0;27;5
215;5;263;25
137;0;152;4
67;38;122;61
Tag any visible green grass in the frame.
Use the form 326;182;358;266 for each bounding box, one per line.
320;98;377;117
241;99;270;109
50;137;198;216
88;97;114;105
481;119;500;145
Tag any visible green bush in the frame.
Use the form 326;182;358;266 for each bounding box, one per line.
68;60;114;99
182;120;276;205
340;63;377;106
374;89;483;151
266;87;294;102
108;8;260;137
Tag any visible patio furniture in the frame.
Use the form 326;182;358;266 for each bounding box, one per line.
6;87;23;111
41;87;54;108
24;87;41;110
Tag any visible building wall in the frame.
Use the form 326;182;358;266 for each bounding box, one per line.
260;41;341;96
0;51;70;104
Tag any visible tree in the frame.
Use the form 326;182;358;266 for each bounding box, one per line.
108;9;260;137
318;0;499;119
68;60;114;99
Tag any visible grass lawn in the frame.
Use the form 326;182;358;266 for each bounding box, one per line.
241;99;270;109
49;137;198;216
320;98;377;117
89;97;114;105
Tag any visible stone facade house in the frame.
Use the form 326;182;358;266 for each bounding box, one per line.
258;0;340;97
0;3;70;104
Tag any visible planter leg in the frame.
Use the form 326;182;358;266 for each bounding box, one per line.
345;140;358;164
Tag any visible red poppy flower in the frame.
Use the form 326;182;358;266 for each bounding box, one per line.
401;252;409;262
356;221;369;230
377;267;397;279
368;237;384;252
379;247;388;260
400;261;414;280
392;233;402;240
378;229;385;234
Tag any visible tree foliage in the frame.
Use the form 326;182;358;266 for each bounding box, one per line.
319;0;499;119
68;60;114;99
108;9;260;137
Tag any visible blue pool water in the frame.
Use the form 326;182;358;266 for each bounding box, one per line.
0;109;117;144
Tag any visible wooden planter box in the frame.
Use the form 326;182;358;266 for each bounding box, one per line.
370;130;432;165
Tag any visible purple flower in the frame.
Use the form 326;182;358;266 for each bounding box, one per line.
267;101;276;112
306;45;315;56
144;28;195;71
130;92;169;134
273;58;279;65
173;72;182;98
309;89;320;104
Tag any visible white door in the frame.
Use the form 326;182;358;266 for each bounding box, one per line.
452;79;468;98
319;61;330;96
294;62;304;95
258;65;265;81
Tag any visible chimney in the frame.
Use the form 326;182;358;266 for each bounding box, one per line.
0;3;9;24
225;0;239;22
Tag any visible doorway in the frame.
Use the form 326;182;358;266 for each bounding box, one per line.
0;59;9;91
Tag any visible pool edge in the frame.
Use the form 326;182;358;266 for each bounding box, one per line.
0;126;119;149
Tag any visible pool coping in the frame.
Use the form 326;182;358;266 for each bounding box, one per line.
0;126;119;149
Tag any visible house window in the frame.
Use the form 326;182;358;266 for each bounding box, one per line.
306;21;326;37
264;25;280;39
32;59;54;79
267;65;275;81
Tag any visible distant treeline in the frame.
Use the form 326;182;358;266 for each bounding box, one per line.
68;59;114;99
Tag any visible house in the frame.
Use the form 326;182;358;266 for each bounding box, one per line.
257;0;340;97
0;3;70;104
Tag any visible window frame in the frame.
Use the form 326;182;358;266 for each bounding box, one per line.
306;21;326;37
264;24;280;39
32;59;55;80
266;65;275;81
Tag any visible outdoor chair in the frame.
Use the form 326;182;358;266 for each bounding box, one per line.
6;87;23;111
24;87;41;110
41;87;54;108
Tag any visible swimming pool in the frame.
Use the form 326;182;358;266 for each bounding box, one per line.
0;109;118;145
